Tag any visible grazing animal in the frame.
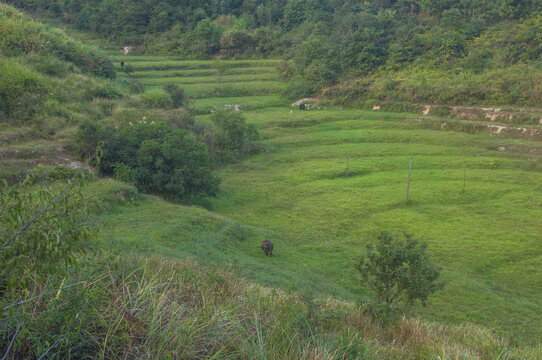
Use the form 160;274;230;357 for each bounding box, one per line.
261;240;274;257
299;103;306;110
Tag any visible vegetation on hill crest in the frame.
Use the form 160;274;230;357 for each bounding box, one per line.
1;2;542;358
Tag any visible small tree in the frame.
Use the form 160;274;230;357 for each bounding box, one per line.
210;109;261;161
356;231;443;320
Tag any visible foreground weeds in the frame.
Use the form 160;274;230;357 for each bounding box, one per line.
1;255;538;359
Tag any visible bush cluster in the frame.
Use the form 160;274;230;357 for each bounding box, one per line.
76;120;220;202
207;110;261;162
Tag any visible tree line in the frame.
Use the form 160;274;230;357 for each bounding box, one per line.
8;1;541;97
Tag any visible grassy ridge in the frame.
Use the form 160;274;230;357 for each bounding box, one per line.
4;8;540;358
138;73;278;85
208;107;542;342
145;81;286;98
112;58;280;71
130;66;277;78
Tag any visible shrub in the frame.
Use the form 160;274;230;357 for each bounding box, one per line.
0;60;48;122
132;131;220;201
462;50;493;74
115;76;144;94
73;120;112;160
210;110;261;161
46;166;79;181
165;108;197;131
163;83;185;108
92;83;123;99
0;173;95;293
27;54;70;77
98;122;220;202
356;231;443;320
281;81;316;101
141;88;173;109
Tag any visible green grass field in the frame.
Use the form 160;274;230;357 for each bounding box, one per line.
100;55;542;344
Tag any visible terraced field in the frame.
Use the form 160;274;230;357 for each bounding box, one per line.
112;56;285;98
105;55;542;344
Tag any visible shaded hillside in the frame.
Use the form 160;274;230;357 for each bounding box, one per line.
8;0;542;108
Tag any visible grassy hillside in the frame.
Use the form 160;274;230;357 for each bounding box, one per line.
0;4;122;184
2;5;542;358
100;54;542;345
6;196;540;359
9;0;542;110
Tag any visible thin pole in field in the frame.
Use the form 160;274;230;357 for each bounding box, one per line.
345;153;350;177
406;155;413;202
462;168;467;192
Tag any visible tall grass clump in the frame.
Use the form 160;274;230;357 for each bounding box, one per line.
0;59;48;123
280;81;316;101
141;88;173;109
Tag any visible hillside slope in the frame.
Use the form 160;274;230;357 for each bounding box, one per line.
1;4;541;358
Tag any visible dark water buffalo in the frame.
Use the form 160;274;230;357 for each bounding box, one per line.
261;240;274;257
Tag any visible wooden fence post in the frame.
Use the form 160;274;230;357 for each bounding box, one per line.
406;155;413;202
462;168;466;192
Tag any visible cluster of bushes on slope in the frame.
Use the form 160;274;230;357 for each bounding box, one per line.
75;120;220;203
8;0;542;105
73;106;260;203
279;5;542;106
0;4;262;203
1;178;538;359
322;64;542;108
6;0;538;61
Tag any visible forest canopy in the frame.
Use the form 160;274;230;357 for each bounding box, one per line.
6;0;542;104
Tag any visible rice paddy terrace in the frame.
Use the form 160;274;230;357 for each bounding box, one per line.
106;55;542;343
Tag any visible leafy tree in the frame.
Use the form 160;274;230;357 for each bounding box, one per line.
211;109;260;160
132;131;220;202
356;231;443;319
96;122;220;202
281;0;307;31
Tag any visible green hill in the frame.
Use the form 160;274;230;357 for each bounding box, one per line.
6;0;542;108
1;3;541;359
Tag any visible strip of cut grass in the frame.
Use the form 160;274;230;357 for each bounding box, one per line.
138;73;277;85
145;81;287;98
130;66;277;78
113;59;281;71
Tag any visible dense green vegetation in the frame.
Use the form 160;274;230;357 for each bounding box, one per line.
79;121;221;202
7;0;542;107
0;5;259;201
356;232;443;319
